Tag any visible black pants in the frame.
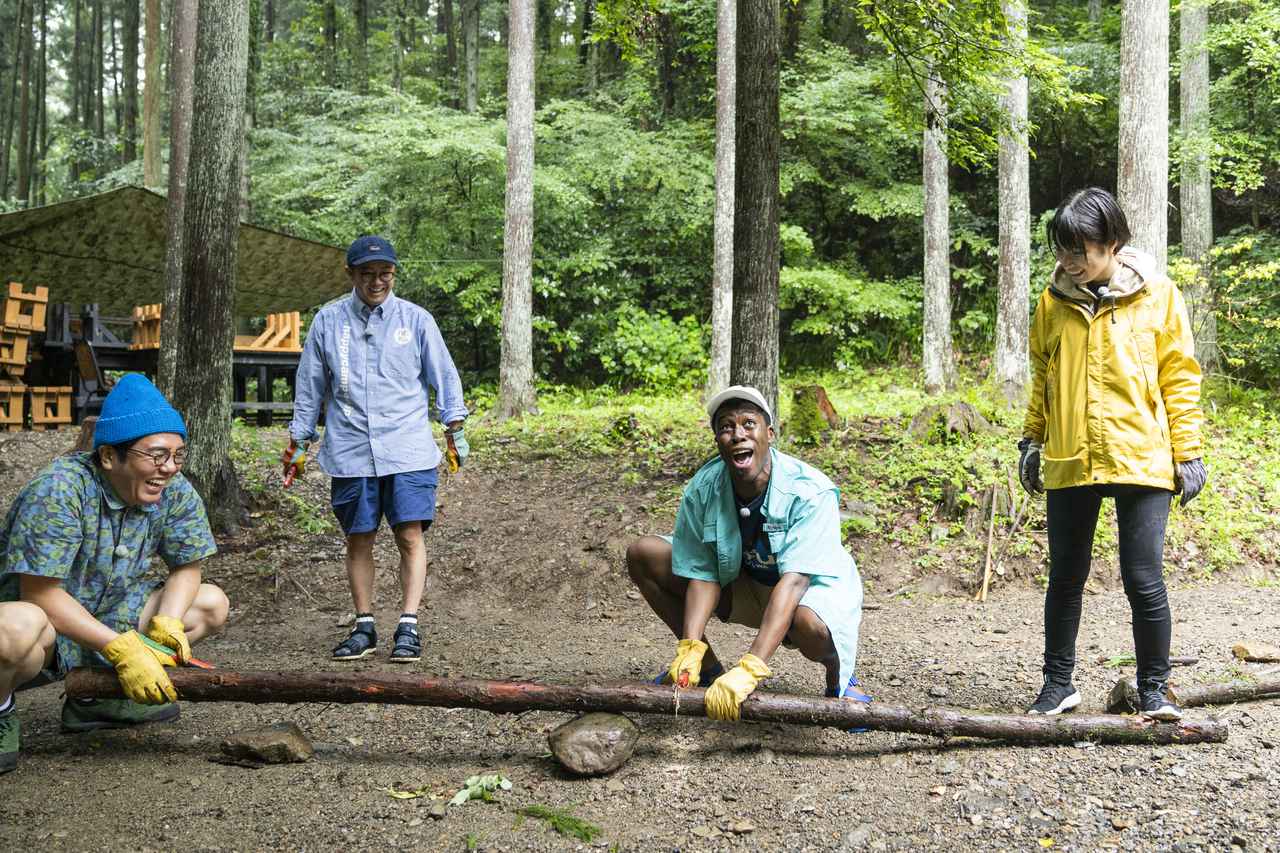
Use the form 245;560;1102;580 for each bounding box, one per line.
1044;484;1173;690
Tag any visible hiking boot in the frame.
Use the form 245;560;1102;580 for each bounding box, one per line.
389;623;421;663
61;697;180;733
1139;684;1183;721
1026;680;1082;715
0;708;17;774
332;625;377;661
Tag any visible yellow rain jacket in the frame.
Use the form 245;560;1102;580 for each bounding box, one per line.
1023;247;1204;491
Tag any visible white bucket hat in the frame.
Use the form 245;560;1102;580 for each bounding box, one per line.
705;385;773;428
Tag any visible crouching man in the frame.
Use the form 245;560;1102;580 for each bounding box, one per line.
0;374;227;774
626;385;868;721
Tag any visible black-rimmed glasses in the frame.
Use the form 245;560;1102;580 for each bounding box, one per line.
127;447;189;468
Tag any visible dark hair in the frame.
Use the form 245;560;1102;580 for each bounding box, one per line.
95;438;138;467
713;400;771;427
1046;187;1131;255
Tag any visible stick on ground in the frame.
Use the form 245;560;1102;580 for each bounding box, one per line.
64;668;1227;746
1108;673;1280;714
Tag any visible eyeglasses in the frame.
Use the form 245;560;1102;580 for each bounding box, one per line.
127;447;189;468
356;269;395;284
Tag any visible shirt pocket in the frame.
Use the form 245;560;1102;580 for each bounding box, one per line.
382;329;422;380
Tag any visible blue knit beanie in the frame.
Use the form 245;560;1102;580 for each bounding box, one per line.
93;374;188;449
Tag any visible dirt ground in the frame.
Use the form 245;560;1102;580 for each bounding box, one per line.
1;428;1278;852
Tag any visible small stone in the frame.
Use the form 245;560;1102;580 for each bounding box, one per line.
220;722;314;764
730;820;755;834
938;759;961;775
407;818;423;828
335;612;355;628
1112;817;1134;830
843;824;874;849
548;713;639;776
605;780;625;793
1231;834;1247;848
1171;765;1187;777
428;801;448;820
691;825;714;838
929;686;948;699
760;748;776;764
929;786;946;796
992;627;1009;634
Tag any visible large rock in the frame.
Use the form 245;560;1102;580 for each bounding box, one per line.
548;712;638;776
221;722;314;764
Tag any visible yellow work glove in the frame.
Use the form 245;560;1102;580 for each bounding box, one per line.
101;631;178;704
666;639;709;688
704;654;772;722
146;615;191;665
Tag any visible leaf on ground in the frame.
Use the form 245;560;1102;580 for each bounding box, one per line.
1103;654;1137;668
386;786;430;800
450;773;513;806
519;804;602;843
1038;838;1055;848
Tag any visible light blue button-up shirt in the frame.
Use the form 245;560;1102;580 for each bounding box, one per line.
290;290;468;478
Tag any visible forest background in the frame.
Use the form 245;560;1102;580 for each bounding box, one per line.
1;0;1280;578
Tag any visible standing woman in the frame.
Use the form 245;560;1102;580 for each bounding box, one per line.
1019;187;1207;720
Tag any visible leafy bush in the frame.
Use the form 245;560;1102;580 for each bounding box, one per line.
1204;229;1280;387
593;304;706;390
779;266;920;367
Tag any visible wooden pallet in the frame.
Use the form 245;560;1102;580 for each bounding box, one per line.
0;329;30;372
0;382;25;430
130;303;163;350
234;311;303;352
3;282;48;333
30;386;72;428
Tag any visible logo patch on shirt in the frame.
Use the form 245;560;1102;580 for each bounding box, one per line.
393;326;412;346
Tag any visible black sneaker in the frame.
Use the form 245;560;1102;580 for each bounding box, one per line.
0;708;17;774
389;623;421;663
1139;684;1183;721
61;697;180;733
332;625;377;661
1026;680;1082;715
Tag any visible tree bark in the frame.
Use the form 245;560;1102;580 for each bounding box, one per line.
142;0;162;186
1117;0;1169;269
497;0;538;419
1108;673;1280;713
110;1;122;137
782;0;804;61
122;0;140;162
993;0;1030;406
355;0;369;93
536;0;552;53
730;0;781;418
463;0;480;112
64;669;1229;746
1089;0;1102;21
0;0;24;198
94;0;104;139
264;0;274;42
15;0;31;204
170;0;248;534
922;71;955;394
656;13;676;115
706;0;736;400
440;0;457;82
1179;0;1214;369
34;0;46;205
157;0;198;399
577;0;593;66
323;0;337;86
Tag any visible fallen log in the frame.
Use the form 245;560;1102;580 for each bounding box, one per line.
1107;672;1280;714
65;668;1227;746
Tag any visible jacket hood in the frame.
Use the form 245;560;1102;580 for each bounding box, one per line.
1050;246;1157;312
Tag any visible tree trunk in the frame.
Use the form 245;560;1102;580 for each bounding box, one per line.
656;13;676;115
110;2;122;137
1179;0;1214;369
171;0;248;534
440;0;457;82
463;0;479;112
536;0;552;53
577;0;593;66
1117;0;1169;269
705;0;735;399
993;0;1030;406
15;0;31;204
392;0;405;91
323;0;337;86
354;0;369;93
497;0;538;419
782;0;804;61
0;0;24;198
122;0;140;162
1089;0;1102;21
731;0;781;418
264;0;274;42
34;0;46;205
922;71;955;394
142;0;162;186
94;0;104;139
64;669;1229;746
157;0;198;399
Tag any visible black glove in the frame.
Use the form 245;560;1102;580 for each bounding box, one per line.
1017;437;1044;495
1174;459;1207;507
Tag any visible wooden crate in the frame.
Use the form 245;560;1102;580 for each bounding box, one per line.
0;383;24;431
29;386;72;429
234;312;302;352
3;282;49;333
130;303;163;350
0;329;30;371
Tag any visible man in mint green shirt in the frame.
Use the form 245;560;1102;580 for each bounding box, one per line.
626;385;867;721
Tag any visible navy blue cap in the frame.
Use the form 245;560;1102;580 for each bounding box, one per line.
346;235;399;268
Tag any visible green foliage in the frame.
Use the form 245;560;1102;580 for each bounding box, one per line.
518;805;603;843
593;305;706;390
449;774;512;805
779;267;920;367
1200;230;1280;385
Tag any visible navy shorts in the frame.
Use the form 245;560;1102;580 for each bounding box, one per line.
331;469;439;535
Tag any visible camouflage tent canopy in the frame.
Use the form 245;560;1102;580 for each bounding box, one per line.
0;186;347;317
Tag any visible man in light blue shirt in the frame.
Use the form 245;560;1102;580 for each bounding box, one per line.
626;386;867;723
287;236;468;664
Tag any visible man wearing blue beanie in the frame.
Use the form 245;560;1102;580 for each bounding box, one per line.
287;235;468;664
0;374;227;774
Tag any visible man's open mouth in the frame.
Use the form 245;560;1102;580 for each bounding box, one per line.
730;447;754;470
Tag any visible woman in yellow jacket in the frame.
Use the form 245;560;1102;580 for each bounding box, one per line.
1019;187;1206;721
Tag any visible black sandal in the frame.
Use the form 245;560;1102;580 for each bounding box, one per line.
332;626;377;660
389;624;421;663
